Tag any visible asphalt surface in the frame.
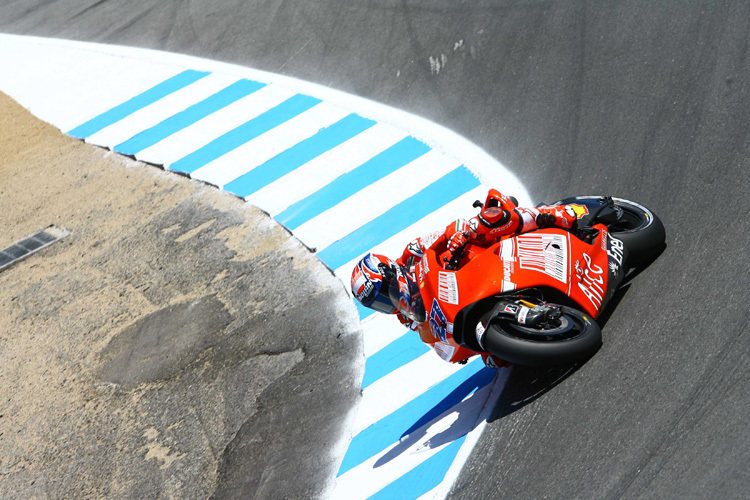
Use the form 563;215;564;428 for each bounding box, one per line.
2;1;749;498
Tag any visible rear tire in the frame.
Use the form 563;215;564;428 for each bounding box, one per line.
607;198;666;266
560;196;666;267
484;306;601;367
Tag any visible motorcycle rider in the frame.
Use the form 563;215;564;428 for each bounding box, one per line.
350;189;579;368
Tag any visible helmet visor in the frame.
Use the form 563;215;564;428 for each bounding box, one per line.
368;289;397;315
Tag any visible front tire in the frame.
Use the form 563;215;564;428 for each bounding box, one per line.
484;306;601;367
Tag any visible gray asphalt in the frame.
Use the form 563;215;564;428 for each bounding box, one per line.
2;1;749;498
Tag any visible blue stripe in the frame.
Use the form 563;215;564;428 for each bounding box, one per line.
317;166;480;271
168;94;322;175
67;70;210;139
337;359;494;476
362;332;430;389
224;114;377;198
367;437;466;500
275;136;431;230
113;79;266;155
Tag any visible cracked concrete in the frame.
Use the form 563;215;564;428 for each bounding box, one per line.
0;91;362;499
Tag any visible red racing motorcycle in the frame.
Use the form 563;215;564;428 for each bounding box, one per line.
397;196;666;366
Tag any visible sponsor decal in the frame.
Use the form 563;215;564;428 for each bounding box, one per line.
517;306;530;324
360;280;374;301
601;228;608;251
438;271;459;305
475;322;487;349
429;298;449;342
517;233;568;283
351;264;374;301
577;252;605;309
504;304;519;314
418;255;429;289
487;218;514;237
419;230;443;251
569;204;590;218
499;239;517;292
503;258;514;280
432;341;456;362
607;236;625;269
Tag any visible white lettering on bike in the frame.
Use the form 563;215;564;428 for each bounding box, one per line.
517;233;568;283
577;252;605;309
432;341;456;362
499;239;517;292
607;236;625;268
438;271;459;305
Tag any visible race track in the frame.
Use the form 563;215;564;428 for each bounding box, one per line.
1;1;749;498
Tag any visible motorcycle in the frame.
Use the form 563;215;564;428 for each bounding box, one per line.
393;196;666;367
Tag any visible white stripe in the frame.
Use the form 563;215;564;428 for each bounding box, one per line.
134;83;290;166
361;314;408;359
151;84;296;169
190;101;350;188
353;353;463;436
293;150;461;250
83;72;241;148
245;123;407;215
331;439;450;500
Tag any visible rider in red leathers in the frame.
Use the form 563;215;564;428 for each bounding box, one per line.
396;189;577;267
351;189;579;368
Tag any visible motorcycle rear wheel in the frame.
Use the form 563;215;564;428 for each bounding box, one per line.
562;196;666;267
484;306;601;367
607;198;665;266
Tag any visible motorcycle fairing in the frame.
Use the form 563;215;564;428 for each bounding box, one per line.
414;225;621;362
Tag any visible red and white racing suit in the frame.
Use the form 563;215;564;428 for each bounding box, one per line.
393;190;578;368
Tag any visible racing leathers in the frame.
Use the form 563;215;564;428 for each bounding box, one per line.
394;189;579;368
397;190;578;267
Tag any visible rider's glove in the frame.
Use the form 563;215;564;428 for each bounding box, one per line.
447;231;469;253
536;213;557;228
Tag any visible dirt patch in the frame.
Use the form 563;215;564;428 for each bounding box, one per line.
0;92;361;499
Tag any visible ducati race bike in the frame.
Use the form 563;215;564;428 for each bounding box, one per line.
396;196;666;367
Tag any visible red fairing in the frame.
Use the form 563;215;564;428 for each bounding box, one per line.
409;225;613;364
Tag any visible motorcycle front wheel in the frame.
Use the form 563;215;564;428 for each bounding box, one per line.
484;306;602;367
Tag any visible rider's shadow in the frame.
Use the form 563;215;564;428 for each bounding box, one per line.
373;361;587;469
374;367;498;467
372;263;648;467
487;363;582;422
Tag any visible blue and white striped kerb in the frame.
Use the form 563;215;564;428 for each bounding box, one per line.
0;34;526;500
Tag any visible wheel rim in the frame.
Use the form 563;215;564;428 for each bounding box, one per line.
495;313;585;342
610;204;651;233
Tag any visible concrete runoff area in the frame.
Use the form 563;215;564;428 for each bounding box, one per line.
0;91;361;498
